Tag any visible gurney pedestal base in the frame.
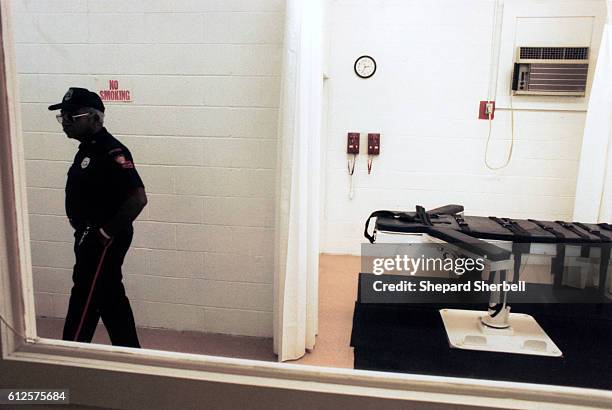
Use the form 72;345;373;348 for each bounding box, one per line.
440;308;563;357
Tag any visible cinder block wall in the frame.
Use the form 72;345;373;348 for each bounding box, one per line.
321;0;605;254
13;0;284;336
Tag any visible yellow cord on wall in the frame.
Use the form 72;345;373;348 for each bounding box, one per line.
485;97;515;170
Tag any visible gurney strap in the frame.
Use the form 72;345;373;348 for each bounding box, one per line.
416;205;433;226
528;220;567;287
453;214;470;232
574;222;608;241
555;221;591;240
598;223;612;232
363;210;415;243
528;219;565;239
364;205;434;243
489;217;529;237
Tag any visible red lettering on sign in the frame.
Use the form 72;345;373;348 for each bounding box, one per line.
99;87;132;102
99;80;132;102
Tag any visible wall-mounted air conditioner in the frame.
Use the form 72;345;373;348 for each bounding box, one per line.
511;46;589;96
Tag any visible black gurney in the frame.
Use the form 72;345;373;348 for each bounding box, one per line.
350;205;612;388
364;204;612;294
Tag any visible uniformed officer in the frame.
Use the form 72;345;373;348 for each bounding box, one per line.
48;87;147;348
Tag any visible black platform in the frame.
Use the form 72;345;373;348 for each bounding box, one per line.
350;273;612;390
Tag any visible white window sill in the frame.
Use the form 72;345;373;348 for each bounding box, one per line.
2;336;610;409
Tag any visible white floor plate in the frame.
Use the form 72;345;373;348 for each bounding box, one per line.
439;309;563;357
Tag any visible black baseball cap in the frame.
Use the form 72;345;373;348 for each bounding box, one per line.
48;87;105;113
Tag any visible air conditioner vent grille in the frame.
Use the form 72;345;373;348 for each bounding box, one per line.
519;47;589;60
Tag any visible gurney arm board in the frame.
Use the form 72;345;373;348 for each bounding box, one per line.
426;204;464;216
425;227;511;262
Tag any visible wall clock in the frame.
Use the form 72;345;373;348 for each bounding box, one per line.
354;55;376;79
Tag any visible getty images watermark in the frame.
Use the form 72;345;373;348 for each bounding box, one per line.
368;248;525;294
371;253;486;276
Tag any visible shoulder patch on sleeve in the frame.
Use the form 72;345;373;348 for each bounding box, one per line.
108;148;134;169
114;154;134;169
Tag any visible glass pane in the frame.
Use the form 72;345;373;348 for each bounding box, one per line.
12;1;283;362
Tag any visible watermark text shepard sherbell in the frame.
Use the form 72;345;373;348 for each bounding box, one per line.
372;279;526;293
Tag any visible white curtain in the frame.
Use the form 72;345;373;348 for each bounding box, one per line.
573;4;612;222
273;0;323;362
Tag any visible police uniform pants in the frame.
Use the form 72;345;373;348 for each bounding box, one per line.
63;227;140;348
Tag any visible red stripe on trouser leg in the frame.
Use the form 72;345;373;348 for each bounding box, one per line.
73;239;113;341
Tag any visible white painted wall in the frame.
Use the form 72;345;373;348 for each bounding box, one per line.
321;0;607;255
12;0;284;336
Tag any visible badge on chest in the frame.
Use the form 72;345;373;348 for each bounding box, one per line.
81;157;91;169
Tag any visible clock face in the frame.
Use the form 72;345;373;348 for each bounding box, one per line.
354;55;376;78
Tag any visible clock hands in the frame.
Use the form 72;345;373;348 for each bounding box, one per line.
355;56;376;78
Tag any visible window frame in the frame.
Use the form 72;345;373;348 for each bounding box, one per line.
1;2;611;408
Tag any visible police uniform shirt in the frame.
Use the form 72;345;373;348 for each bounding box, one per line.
66;127;144;230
